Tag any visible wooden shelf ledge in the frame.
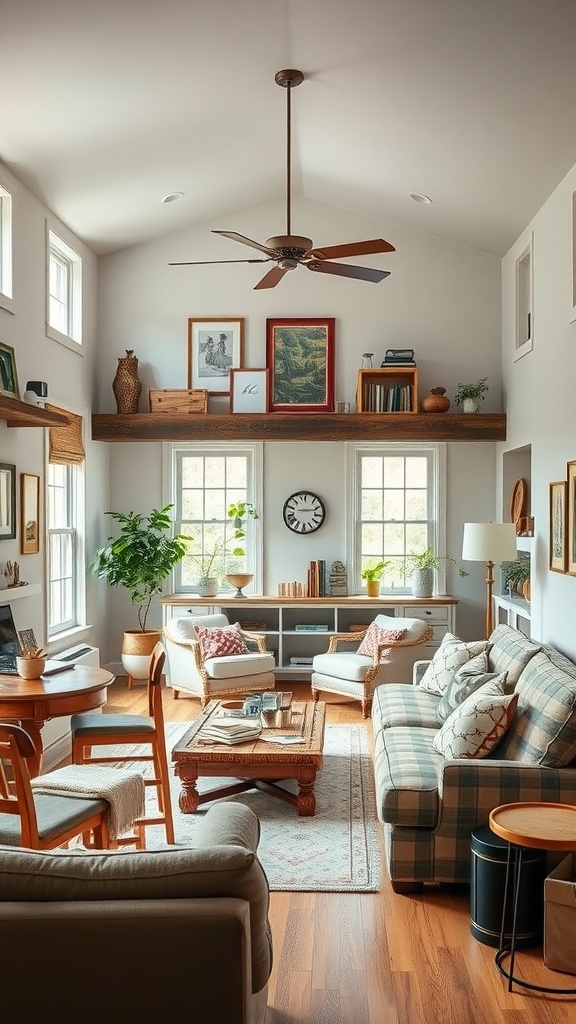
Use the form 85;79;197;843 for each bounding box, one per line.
0;396;69;428
91;412;506;443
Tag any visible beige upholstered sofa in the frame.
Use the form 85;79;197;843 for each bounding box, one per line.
0;803;272;1024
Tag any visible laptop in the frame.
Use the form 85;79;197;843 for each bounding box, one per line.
0;604;70;677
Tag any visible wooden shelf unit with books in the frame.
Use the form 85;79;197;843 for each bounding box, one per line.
356;366;418;414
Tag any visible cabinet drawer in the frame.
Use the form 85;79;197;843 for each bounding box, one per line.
402;605;450;625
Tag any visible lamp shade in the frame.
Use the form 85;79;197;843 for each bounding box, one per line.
462;522;518;563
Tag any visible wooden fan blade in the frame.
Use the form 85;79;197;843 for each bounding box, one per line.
306;238;396;260
169;258;271;266
307;261;391;283
212;230;279;257
254;266;291;290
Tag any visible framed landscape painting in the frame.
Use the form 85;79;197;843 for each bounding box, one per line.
266;317;335;413
21;473;40;555
550;480;567;573
187;317;244;394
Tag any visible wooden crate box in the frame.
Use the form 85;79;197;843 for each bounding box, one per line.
149;389;208;414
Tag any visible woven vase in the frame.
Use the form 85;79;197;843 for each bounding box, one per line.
113;350;141;414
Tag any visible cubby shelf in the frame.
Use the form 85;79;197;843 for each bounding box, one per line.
91;412;506;443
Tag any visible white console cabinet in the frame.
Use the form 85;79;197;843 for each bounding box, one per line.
161;595;458;679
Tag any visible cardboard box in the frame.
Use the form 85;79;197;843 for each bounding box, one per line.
544;853;576;975
148;388;208;414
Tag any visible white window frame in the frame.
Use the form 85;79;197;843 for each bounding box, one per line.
46;224;83;350
0;177;14;314
164;442;263;595
45;457;86;640
346;442;446;594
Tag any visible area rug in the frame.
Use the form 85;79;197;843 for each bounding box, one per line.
116;722;381;892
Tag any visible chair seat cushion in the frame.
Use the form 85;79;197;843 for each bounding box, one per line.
71;713;154;736
205;652;275;680
312;651;372;683
0;794;108;846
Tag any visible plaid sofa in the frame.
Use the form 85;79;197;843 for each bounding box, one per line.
371;624;576;891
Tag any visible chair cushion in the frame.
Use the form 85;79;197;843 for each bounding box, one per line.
373;726;440;827
312;651;372;683
0;794;108;846
196;623;248;660
432;679;518;759
495;650;576;766
205;651;275;680
71;713;154;736
356;623;406;657
372;683;442;731
418;633;488;696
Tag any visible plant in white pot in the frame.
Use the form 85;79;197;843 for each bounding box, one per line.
184;501;259;597
454;377;489;414
90;505;187;684
403;546;469;598
360;560;390;598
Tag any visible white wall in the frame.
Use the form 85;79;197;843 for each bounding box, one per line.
98;197;502;650
0;160;108;656
502;162;576;659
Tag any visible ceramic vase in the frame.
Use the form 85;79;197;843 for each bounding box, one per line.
411;568;434;599
421;387;450;413
113;350;142;414
462;398;480;413
365;579;381;597
195;577;219;598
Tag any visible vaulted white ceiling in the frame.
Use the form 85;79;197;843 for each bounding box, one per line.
2;0;576;257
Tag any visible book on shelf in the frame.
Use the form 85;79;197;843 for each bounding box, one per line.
307;558;328;597
295;624;329;632
289;656;314;666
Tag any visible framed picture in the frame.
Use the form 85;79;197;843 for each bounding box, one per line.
550;480;567;573
187;317;244;394
20;473;40;555
230;368;269;413
0;342;19;398
568;462;576;575
266;317;335;413
0;464;16;539
571;188;576;323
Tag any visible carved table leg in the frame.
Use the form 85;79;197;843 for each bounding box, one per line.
177;772;200;813
296;768;317;817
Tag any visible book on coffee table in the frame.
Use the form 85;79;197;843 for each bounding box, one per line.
200;717;262;745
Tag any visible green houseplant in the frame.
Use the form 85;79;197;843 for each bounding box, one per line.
502;558;530;600
403;546;469;598
90;504;187;682
184;501;259;596
454;377;489;413
361;560;390;597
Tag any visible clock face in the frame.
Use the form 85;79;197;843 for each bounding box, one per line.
283;491;326;534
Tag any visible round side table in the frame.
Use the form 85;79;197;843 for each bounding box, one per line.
489;802;576;994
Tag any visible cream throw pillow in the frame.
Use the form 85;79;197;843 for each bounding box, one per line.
419;633;489;696
432;679;518;759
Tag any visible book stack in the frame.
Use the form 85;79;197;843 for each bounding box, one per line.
381;348;416;366
200;717;262;745
307;559;327;596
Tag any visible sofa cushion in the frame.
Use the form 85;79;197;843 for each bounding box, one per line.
356;622;406;657
418;633;488;696
372;682;441;731
436;652;508;723
486;623;541;685
496;650;576;767
196;623;248;659
432;681;518;759
373;726;440;827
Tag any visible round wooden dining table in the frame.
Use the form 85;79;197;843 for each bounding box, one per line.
0;665;114;776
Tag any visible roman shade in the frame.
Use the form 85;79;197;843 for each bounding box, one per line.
46;403;85;464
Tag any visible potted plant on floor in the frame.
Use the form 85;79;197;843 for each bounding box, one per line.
454;377;489;413
361;560;390;598
403;546;469;598
185;501;259;597
90;504;187;681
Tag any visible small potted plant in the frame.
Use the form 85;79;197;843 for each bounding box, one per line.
185;501;259;597
454;377;489;413
403;546;469;598
502;559;531;601
361;560;390;598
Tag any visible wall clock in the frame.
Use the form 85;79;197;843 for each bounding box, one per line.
282;491;326;534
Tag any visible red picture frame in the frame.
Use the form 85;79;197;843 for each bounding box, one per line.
266;317;335;413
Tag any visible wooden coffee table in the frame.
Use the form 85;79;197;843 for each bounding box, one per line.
171;699;326;817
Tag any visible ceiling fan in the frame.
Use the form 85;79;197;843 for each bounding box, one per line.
169;69;395;289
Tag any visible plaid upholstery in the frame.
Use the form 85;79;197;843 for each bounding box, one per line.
373;626;576;886
496;651;576;766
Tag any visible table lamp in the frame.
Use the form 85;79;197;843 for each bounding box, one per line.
462;522;518;638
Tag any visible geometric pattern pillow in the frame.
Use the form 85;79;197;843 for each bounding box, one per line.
418;633;489;696
436;652;508;722
356;622;406;658
195;623;249;660
432;679;519;759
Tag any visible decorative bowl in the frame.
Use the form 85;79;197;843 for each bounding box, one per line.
225;573;254;598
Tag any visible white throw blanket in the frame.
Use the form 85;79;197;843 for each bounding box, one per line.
31;765;145;840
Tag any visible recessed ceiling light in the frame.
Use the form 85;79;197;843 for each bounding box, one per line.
410;193;433;204
161;192;185;204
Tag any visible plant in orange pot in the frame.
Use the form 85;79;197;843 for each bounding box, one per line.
361;560;390;597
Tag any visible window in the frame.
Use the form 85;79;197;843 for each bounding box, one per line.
47;227;82;347
46;461;85;636
0;180;13;312
169;443;262;593
350;443;444;592
514;231;533;360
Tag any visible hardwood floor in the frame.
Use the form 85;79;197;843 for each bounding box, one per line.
105;677;576;1024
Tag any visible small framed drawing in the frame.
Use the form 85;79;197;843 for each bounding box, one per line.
20;473;40;555
0;342;19;398
230;368;269;413
266;317;335;413
571;188;576;323
0;464;16;539
568;461;576;575
187;317;244;394
550;480;567;573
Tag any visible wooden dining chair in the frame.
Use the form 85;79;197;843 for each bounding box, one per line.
71;642;175;844
0;723;111;850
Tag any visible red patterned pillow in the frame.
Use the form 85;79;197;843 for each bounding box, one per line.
356;622;406;658
195;624;249;660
